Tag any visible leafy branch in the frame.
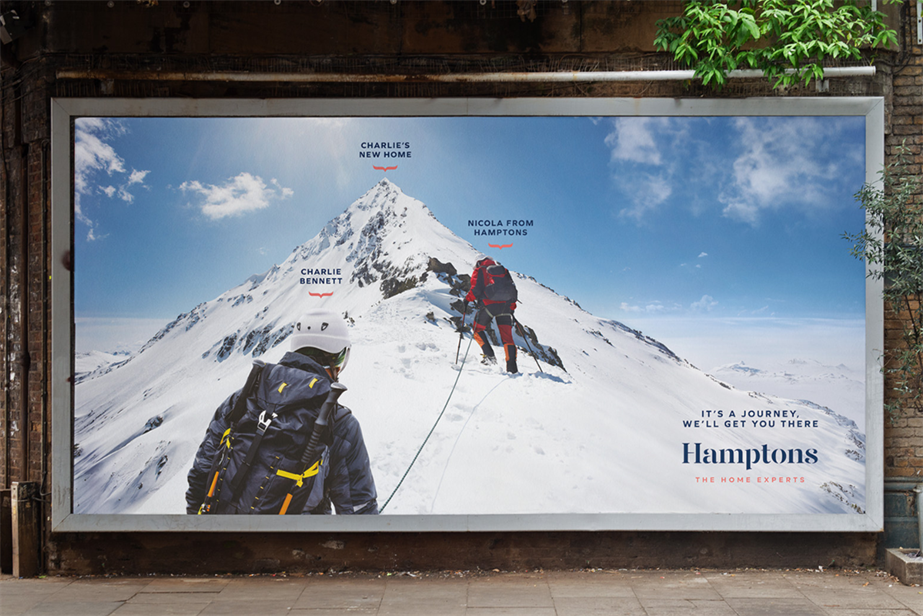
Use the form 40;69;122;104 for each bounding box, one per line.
654;0;899;89
844;145;923;420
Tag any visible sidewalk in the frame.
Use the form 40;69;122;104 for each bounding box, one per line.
2;568;921;616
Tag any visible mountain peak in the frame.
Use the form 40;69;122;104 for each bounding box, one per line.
349;178;406;213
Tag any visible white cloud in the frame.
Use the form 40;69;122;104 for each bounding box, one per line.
74;119;126;191
604;118;685;223
605;118;669;165
271;178;295;199
691;295;718;312
698;252;708;258
75;119;126;234
117;187;135;203
719;117;848;226
128;169;149;185
618;173;672;222
721;200;760;226
74;119;149;240
181;172;293;220
620;301;675;314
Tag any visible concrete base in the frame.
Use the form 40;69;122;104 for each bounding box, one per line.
885;548;923;586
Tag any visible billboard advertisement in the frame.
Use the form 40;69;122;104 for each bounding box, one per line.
51;97;884;532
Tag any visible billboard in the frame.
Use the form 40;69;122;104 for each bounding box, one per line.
51;97;884;532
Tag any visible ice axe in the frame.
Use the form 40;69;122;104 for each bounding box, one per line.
278;382;347;515
512;315;544;374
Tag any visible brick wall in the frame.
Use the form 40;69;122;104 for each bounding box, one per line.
1;0;920;574
884;11;923;480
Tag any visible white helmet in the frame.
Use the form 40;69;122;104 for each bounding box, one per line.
290;310;350;372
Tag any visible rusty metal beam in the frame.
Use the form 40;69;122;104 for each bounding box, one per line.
55;67;877;83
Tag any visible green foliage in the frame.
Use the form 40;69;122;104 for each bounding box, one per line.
654;0;899;89
844;145;923;420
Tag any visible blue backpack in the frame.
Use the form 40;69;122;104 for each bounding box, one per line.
198;362;346;515
483;263;518;302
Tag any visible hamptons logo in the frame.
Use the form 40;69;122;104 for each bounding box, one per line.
682;443;819;471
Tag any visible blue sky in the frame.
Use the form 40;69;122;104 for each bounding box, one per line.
74;113;868;358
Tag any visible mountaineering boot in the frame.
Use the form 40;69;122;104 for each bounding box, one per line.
504;344;518;374
474;331;496;365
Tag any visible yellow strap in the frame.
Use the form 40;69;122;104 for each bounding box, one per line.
309;377;318;389
278;382;288;394
276;460;321;487
220;428;231;449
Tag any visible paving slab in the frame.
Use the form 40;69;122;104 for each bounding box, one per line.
880;585;923;613
140;578;230;593
466;577;554;609
798;587;910;610
110;604;205;616
630;572;724;601
381;576;468;598
378;600;466;616
215;577;307;602
783;571;877;590
464;609;557;616
0;580;74;615
291;578;386;610
28;581;149;604
546;570;637;598
0;578;73;594
702;571;803;598
290;610;378;616
198;599;305;616
822;610;919;616
725;597;828;616
551;595;647;615
638;598;739;616
125;592;217;605
17;601;123;616
377;577;468;616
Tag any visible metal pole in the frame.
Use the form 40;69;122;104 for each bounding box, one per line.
455;303;468;364
512;316;543;374
916;485;923;553
55;66;877;83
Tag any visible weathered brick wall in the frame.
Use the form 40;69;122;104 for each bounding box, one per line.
884;9;923;480
1;75;11;493
1;58;51;489
0;0;919;574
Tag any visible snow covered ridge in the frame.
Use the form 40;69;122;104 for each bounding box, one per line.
73;180;867;517
74;350;131;385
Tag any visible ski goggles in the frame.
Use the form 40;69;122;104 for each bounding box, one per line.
301;346;350;372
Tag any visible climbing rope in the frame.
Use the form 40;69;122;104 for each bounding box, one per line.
380;332;474;513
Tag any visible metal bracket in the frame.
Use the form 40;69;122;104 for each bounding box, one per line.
917;1;922;45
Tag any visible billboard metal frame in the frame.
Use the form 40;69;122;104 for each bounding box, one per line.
50;96;885;533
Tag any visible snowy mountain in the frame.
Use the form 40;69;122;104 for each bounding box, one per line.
73;179;866;516
75;350;132;384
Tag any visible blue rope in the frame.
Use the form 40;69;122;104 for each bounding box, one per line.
380;332;474;513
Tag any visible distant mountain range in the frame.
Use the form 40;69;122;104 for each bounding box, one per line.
711;359;864;425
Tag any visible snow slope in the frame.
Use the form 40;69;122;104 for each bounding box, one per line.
73;180;866;516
